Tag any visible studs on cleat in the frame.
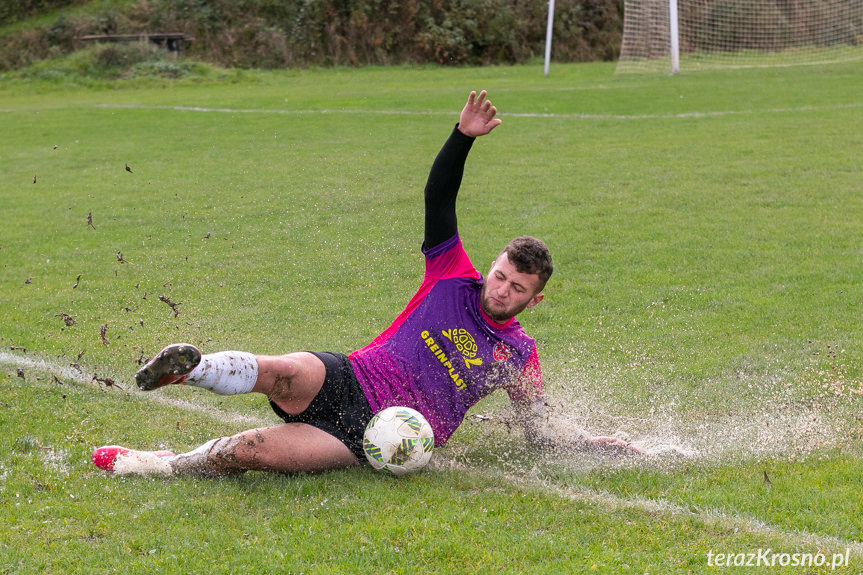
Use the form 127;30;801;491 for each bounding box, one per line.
134;343;202;391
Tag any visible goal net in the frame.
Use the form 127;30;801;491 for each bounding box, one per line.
617;0;863;73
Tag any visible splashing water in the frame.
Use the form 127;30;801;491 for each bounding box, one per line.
432;355;860;476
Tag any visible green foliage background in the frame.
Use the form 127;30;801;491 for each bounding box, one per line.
0;0;623;71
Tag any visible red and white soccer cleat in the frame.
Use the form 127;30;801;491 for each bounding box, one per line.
134;343;201;391
92;445;175;472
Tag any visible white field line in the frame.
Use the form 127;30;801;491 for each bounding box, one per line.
537;477;863;556
0;351;272;429
431;447;863;554
4;101;861;121
89;101;863;121
4;350;862;554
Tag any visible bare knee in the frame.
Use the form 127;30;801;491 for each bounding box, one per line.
255;354;303;400
255;352;326;410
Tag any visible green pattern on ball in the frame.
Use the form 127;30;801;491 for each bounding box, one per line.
363;438;384;463
390;438;417;465
396;410;423;434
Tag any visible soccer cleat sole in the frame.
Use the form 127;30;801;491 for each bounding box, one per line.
92;445;175;472
135;343;202;391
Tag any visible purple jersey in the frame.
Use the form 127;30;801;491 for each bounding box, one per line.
349;234;544;445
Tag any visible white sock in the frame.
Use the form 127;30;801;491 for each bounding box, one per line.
168;438;222;477
185;351;258;395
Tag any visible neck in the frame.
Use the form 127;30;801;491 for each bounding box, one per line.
479;300;514;328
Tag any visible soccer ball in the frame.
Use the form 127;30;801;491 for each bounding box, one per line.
363;406;434;476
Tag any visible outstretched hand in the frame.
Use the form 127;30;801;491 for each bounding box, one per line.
587;435;643;455
458;90;502;138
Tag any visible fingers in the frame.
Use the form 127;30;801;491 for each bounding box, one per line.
589;436;642;455
480;95;497;122
459;90;502;137
467;90;493;114
475;89;487;107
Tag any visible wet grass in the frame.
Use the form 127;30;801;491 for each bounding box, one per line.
2;363;857;574
1;60;863;572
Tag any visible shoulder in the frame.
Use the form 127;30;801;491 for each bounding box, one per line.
423;234;480;281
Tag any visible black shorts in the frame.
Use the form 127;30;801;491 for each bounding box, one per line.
268;351;373;461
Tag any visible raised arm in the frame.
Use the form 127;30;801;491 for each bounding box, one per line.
424;90;502;251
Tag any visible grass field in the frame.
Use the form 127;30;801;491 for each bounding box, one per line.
2;60;863;573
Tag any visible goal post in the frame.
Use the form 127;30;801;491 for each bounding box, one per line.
617;0;863;74
669;0;680;73
544;0;556;76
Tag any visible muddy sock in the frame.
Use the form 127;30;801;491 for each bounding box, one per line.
168;438;231;477
185;351;258;395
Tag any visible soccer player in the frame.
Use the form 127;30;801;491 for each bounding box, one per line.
92;90;639;477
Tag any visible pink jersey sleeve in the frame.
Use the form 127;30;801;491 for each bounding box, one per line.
424;234;481;281
505;346;545;403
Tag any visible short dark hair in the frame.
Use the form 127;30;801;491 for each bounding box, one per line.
501;235;553;292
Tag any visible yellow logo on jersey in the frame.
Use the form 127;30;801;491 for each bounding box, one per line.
442;328;483;369
420;330;466;389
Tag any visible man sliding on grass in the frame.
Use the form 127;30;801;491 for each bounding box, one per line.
92;90;640;477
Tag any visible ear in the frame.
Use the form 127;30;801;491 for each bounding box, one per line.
525;293;544;309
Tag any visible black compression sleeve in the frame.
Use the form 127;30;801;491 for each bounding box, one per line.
423;125;475;250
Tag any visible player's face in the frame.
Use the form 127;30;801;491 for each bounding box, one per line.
480;253;544;324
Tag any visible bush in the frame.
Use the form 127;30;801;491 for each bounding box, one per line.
0;0;82;27
0;0;624;72
17;41;169;82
